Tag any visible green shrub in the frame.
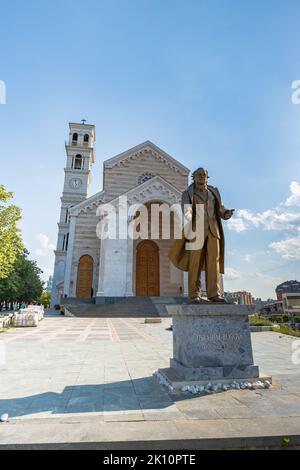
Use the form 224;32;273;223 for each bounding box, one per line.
250;315;273;327
293;316;300;323
283;437;291;448
275;316;284;323
54;304;61;310
39;291;51;308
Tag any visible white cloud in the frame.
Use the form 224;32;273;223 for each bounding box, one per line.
227;182;300;233
236;209;262;228
227;218;248;232
34;233;55;256
250;271;281;287
236;208;300;231
244;254;253;262
285;181;300;207
269;235;300;260
42;267;53;276
40;267;53;282
224;268;241;280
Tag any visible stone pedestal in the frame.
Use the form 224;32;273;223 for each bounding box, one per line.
158;304;270;389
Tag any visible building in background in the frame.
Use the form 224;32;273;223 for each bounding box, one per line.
282;293;300;317
252;298;277;311
276;280;300;300
46;276;53;293
253;297;277;312
225;291;253;305
258;301;283;318
257;294;300;320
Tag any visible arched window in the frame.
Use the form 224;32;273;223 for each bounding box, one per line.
72;133;78;144
84;134;89;143
74;154;82;169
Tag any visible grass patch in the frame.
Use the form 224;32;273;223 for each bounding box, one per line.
272;325;300;337
250;315;273;327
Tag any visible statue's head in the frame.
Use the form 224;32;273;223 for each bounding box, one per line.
192;167;209;187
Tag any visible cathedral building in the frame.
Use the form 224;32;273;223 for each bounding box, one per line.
51;122;190;306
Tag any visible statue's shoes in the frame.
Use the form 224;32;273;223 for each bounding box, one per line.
209;296;228;304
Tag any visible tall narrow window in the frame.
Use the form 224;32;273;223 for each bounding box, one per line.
65;233;69;251
74;154;82;169
84;134;89;143
65;208;68;223
62;235;66;251
72;133;78;144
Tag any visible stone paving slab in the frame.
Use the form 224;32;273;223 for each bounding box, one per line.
0;310;300;448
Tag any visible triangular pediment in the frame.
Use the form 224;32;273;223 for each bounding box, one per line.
104;140;189;176
106;175;182;206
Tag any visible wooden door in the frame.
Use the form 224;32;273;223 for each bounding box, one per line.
136;241;159;296
76;255;94;298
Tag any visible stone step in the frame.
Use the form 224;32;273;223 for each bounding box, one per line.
61;297;95;305
64;296;188;317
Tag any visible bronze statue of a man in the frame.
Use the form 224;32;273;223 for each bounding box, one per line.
169;168;234;303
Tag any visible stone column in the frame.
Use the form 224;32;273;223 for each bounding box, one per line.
96;238;128;298
96;205;129;299
96;237;105;297
64;215;77;297
125;216;134;296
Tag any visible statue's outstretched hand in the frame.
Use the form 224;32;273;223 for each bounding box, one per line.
224;209;235;220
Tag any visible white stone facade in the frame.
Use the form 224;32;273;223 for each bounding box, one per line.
51;123;190;306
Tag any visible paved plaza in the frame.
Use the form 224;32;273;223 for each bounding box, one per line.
0;310;300;448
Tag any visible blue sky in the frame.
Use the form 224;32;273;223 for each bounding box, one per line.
0;0;299;299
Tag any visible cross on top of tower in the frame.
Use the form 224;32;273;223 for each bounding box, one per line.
81;119;86;125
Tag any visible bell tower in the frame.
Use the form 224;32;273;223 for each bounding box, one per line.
51;121;95;306
63;121;95;202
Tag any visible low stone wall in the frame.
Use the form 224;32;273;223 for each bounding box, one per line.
251;326;272;332
250;325;280;332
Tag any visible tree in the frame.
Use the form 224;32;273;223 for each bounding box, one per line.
0;266;20;309
14;250;44;304
0;250;44;308
0;185;23;279
39;291;51;308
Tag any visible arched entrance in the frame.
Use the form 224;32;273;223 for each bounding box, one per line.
76;255;94;298
136;240;159;296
